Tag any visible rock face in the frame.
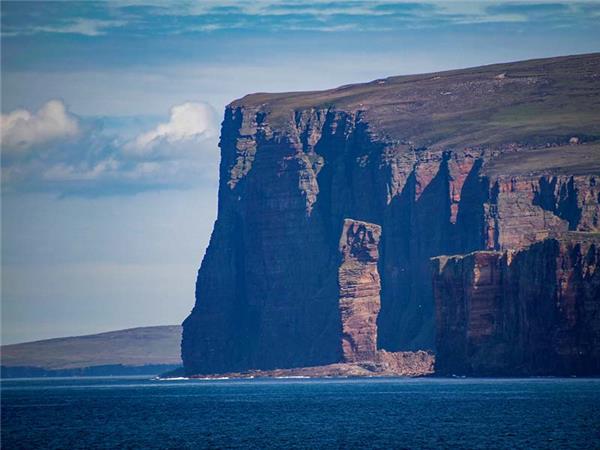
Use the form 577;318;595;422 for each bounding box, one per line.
338;219;382;362
182;53;600;375
432;234;600;376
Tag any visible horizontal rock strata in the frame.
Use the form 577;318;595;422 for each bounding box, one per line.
432;233;600;376
338;219;382;362
182;54;600;376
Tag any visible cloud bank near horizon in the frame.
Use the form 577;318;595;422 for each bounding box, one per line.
1;100;219;196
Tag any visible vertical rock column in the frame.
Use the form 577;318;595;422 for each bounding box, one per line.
338;219;382;362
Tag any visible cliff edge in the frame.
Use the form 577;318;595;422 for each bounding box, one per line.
432;233;600;376
182;53;600;376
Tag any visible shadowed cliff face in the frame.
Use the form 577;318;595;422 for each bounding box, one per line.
432;234;600;376
182;54;600;375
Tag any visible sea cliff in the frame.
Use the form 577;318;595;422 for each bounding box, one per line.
182;53;600;376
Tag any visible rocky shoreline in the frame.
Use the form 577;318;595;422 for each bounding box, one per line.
177;351;434;379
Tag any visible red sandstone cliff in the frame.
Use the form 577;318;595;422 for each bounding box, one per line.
338;219;382;362
182;54;600;375
432;233;600;375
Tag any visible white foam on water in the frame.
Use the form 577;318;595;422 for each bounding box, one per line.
154;377;189;381
274;376;311;379
194;377;230;380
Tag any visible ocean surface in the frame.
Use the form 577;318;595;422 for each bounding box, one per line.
2;377;599;449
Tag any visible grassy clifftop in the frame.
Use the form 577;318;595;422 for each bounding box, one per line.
231;53;600;149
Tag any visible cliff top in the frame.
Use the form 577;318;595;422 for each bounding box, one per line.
230;53;600;149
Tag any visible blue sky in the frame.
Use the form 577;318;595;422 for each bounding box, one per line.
2;0;600;344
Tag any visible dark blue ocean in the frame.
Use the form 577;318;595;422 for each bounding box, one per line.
2;377;599;449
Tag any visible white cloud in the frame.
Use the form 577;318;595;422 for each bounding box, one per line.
1;100;220;195
126;102;218;155
42;159;121;182
1;100;79;152
33;19;127;37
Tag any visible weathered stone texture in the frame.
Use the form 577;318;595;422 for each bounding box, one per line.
433;234;600;375
338;219;381;362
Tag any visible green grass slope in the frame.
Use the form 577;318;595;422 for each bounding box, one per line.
232;53;600;149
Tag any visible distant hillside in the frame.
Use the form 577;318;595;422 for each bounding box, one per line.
1;325;182;377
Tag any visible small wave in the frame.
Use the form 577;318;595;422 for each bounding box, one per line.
154;377;189;381
274;376;311;379
194;377;230;380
